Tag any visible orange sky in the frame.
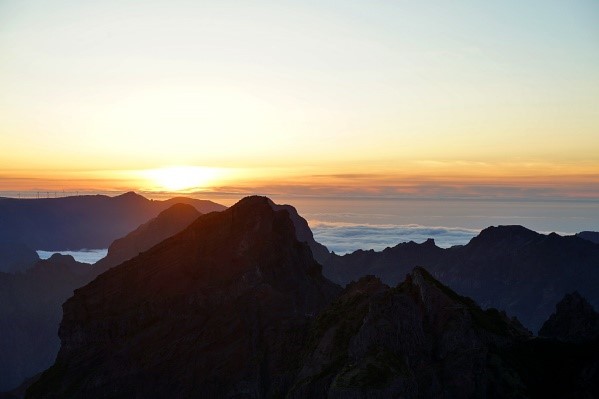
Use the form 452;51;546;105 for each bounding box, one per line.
1;1;598;199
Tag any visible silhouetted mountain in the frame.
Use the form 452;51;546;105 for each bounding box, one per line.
23;200;599;398
539;292;599;343
27;196;339;398
323;225;599;331
577;231;599;244
0;192;225;250
0;241;39;273
93;203;201;275
0;255;91;391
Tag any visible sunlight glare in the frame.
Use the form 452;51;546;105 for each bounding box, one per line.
144;166;221;192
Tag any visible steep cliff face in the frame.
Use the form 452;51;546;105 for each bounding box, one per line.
289;268;531;399
27;196;339;399
93;203;201;275
539;292;599;343
268;201;331;264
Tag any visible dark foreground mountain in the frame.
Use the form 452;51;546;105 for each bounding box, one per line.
323;225;599;331
0;192;225;251
539;292;599;343
0;204;204;391
93;203;201;275
27;196;339;398
0;255;91;391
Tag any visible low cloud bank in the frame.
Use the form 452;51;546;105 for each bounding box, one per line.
310;221;479;255
37;249;108;264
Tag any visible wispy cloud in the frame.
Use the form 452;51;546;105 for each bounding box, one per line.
309;221;479;254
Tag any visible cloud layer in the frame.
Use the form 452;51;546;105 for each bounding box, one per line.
310;221;479;255
37;249;108;264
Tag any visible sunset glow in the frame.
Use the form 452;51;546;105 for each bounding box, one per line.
142;166;223;192
0;0;597;201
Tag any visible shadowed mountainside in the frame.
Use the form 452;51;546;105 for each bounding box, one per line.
0;192;225;251
288;269;532;398
322;225;599;331
27;196;340;398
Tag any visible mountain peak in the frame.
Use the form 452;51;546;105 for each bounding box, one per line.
28;195;339;398
115;191;145;200
467;225;539;249
539;291;599;342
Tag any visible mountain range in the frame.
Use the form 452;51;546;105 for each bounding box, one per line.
0;192;225;253
24;197;599;398
1;194;598;397
0;199;216;391
322;226;599;332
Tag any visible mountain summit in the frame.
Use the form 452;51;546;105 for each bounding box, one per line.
27;196;339;398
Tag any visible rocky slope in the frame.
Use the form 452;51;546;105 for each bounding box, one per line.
0;192;225;250
539;292;599;343
289;268;531;398
27;196;339;398
323;225;599;331
93;203;201;275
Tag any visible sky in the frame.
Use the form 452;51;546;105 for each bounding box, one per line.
1;0;598;200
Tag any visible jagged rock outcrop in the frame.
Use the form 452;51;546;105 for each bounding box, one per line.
0;255;91;391
0;192;225;250
539;292;599;343
27;196;340;399
93;203;201;275
289;268;531;398
323;225;599;331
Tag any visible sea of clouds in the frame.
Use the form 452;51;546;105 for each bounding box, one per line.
310;221;480;255
37;249;108;264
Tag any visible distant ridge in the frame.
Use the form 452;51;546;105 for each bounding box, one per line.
576;231;599;244
93;203;201;275
323;225;599;331
0;192;225;251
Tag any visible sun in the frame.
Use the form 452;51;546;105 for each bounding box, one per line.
144;166;220;192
